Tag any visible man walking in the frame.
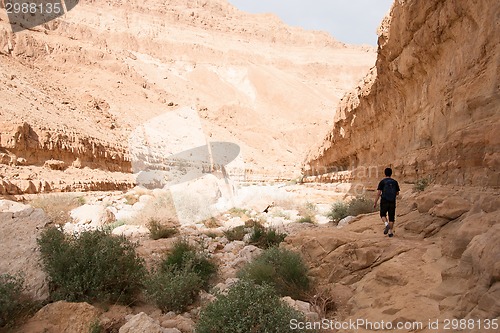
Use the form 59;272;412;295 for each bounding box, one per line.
373;167;400;237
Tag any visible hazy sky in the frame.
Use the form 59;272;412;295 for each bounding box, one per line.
227;0;394;45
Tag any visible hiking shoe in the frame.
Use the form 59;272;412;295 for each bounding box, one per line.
388;233;394;238
383;225;390;235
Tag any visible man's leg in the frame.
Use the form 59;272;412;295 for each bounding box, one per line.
388;203;396;237
380;203;390;234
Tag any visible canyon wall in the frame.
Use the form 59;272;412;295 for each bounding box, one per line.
305;0;499;187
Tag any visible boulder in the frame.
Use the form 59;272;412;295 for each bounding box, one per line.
119;312;179;333
429;196;471;220
415;191;448;213
0;200;49;300
14;301;101;333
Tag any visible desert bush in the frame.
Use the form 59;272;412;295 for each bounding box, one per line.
88;320;103;333
145;266;202;313
296;216;314;224
37;227;146;304
238;247;310;299
196;280;309;333
327;196;374;223
347;196;374;216
147;218;178;240
228;207;247;217
327;201;348;223
249;225;287;249
204;231;219;239
161;239;216;288
414;177;430;192
103;220;126;232
298;202;317;217
244;218;263;228
223;225;246;241
0;274;24;327
30;194;85;225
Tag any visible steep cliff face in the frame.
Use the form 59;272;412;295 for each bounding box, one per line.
305;0;499;187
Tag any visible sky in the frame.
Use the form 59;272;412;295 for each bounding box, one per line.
227;0;394;46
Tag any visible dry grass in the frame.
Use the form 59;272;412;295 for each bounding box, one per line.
128;192;178;226
307;287;336;317
147;218;179;240
202;217;222;228
30;194;85;225
297;202;317;221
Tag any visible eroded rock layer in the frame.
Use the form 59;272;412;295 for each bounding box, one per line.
305;0;499;187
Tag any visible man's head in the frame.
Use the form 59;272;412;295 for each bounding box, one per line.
384;167;393;177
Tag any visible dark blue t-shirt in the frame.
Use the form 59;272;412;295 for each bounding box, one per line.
377;178;400;203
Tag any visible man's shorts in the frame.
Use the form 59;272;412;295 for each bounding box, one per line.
380;201;396;222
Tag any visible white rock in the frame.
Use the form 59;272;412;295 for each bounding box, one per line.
119;312;175;333
295;300;312;313
0;205;49;300
238;245;263;262
70;204;105;226
315;214;330;225
0;199;30;213
337;215;355;228
223;216;244;228
112;225;149;237
222;240;245;253
282;297;320;321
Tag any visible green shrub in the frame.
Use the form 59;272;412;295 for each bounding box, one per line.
0;274;24;327
145;266;202;313
327;196;374;223
414;177;430;192
223;225;246;241
204;231;219;239
88;320;103;333
37;227;146;304
161;239;216;288
327;201;348;223
228;207;247;217
147;218;178;240
296;216;314;224
249;225;287;249
347;196;374;216
196;280;309;333
238;247;310;299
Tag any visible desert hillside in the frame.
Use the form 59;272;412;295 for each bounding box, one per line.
304;0;499;188
0;0;375;195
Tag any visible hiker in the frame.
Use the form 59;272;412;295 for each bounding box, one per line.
373;167;400;237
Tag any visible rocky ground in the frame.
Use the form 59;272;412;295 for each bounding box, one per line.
1;181;498;332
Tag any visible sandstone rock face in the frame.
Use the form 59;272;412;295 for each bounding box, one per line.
0;0;376;194
0;200;49;300
305;0;499;187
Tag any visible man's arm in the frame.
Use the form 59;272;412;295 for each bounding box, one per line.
374;190;382;208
